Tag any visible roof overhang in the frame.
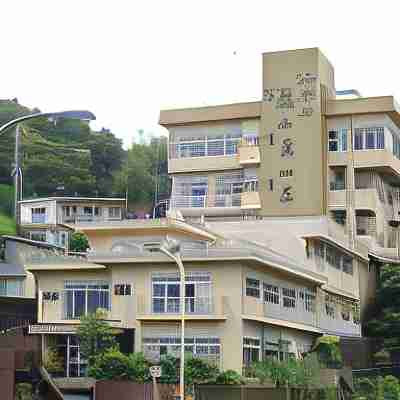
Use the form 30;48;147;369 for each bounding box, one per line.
26;263;107;272
88;254;327;285
303;234;369;262
326;96;400;129
159;101;261;126
242;314;323;335
322;284;360;301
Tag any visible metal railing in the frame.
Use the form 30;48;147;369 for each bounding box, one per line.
150;297;213;315
170;193;241;208
61;214;121;223
329;181;345;191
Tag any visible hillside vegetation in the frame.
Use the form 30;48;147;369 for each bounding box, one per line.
0;99;169;215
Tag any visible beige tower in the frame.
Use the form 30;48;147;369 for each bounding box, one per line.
259;48;335;216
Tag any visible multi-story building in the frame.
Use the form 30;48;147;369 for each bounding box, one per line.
24;47;392;377
25;215;373;376
160;47;400;261
19;197;125;248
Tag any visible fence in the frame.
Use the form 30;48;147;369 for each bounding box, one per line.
194;385;344;400
94;381;176;400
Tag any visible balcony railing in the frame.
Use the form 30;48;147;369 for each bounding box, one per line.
329;181;345;191
169;135;241;159
150;297;213;315
61;214;121;223
170;193;241;209
31;215;46;224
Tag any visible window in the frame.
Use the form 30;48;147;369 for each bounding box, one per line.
143;337;220;363
64;281;110;319
0;279;24;297
83;207;93;215
263;283;279;304
342;255;353;275
29;231;46;242
31;207;46;223
152;272;212;314
114;284;132;296
282;287;296;308
109;207;121;219
94;207;101;216
280;169;293;178
314;241;325;271
325;297;336;319
246;278;260;298
304;289;316;312
328;129;347;152
63;206;71;217
353;127;385;151
243;337;260;367
55;335;87;377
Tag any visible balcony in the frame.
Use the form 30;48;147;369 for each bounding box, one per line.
238;136;260;166
136;295;229;321
242;290;361;337
169;194;242;216
168;136;242;173
61;214;121;224
240;191;261;210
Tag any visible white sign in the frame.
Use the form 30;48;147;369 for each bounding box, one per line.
150;365;161;378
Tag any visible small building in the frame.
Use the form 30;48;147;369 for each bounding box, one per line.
19;197;125;249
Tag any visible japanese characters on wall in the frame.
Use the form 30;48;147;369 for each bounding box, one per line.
263;72;318;204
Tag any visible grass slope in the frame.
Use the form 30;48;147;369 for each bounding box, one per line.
0;213;16;235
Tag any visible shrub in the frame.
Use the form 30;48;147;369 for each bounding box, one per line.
214;370;244;385
88;348;130;380
69;231;90;252
127;352;151;383
158;354;179;384
44;347;64;374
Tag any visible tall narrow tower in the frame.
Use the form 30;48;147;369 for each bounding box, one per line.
258;48;335;216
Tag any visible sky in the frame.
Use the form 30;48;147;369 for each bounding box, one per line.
2;0;400;148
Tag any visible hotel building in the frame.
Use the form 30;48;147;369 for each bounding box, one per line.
25;47;397;376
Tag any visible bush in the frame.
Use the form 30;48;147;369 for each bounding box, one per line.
158;354;179;384
44;347;64;374
185;357;219;386
127;352;151;383
69;231;90;252
214;370;244;385
88;348;130;380
15;383;33;400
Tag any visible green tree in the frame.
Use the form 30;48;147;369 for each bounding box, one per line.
69;232;90;252
214;369;244;385
367;264;400;357
76;310;118;368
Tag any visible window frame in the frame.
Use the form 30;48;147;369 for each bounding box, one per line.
246;278;260;298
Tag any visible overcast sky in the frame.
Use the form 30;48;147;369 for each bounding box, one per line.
2;1;400;148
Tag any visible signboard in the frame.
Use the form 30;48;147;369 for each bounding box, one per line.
149;365;161;378
28;324;78;335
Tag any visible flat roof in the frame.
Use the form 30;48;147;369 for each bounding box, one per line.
2;235;65;250
159;101;261;126
19;197;125;204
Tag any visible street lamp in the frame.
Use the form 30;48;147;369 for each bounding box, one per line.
159;237;185;400
0;110;96;226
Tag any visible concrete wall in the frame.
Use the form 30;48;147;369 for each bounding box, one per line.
259;48;335;217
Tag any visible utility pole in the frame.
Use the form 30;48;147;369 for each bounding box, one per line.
13;124;21;228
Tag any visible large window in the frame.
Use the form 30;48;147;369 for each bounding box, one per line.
31;207;46;223
328;129;347;152
246;278;260;298
171;134;241;159
109;207;121;219
63;281;110;319
263;283;279;304
152;272;212;314
282;287;296;308
315;241;353;275
143;336;220;363
54;335;87;377
353;127;384;150
0;279;24;297
243;337;260;367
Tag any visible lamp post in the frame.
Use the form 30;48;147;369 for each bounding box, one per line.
159;238;185;400
0;110;96;227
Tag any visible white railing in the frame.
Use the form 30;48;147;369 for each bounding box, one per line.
61;214;121;223
169;135;241;159
150;297;213;315
170;193;241;208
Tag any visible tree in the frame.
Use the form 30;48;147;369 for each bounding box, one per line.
69;232;90;252
367;264;400;357
76;310;118;368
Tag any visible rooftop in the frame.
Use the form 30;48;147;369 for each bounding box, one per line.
18;196;126;204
